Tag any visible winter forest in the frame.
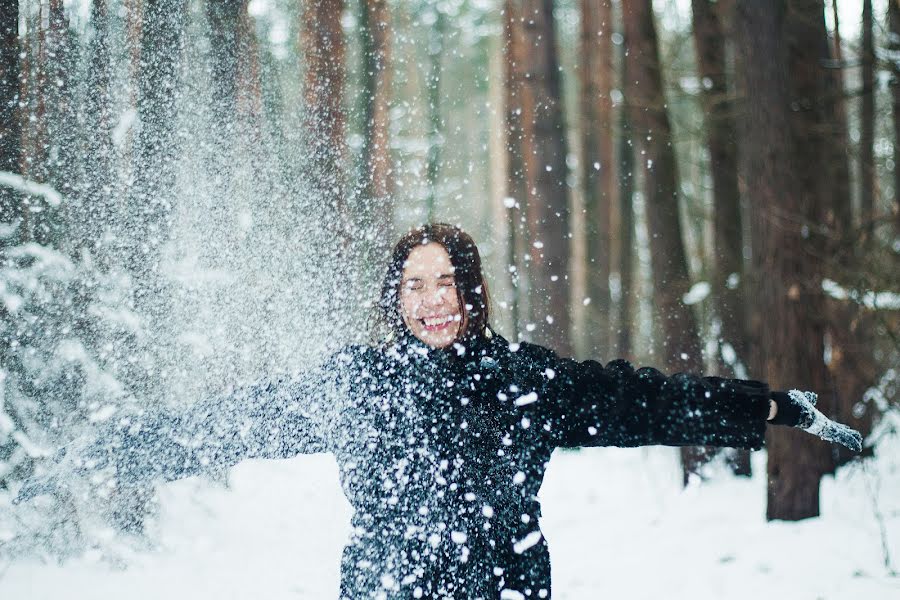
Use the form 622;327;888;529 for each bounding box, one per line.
0;0;899;598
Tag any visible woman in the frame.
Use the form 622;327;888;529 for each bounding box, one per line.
19;223;861;600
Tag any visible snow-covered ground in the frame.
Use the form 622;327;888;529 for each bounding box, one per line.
2;441;898;600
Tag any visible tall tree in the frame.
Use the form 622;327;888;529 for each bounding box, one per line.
860;0;875;235
691;0;749;378
76;0;115;261
503;0;528;339
0;0;19;229
579;0;615;359
207;0;264;138
692;0;751;475
622;0;707;481
617;46;635;362
302;0;348;236
127;0;185;281
891;0;900;232
359;0;394;244
736;0;832;520
512;0;572;356
424;7;445;221
18;0;73;245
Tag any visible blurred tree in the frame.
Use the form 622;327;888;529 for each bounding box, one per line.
75;0;114;262
18;0;74;246
622;0;707;483
861;0;875;237
503;0;527;339
736;0;833;520
891;0;900;232
359;0;395;247
691;0;751;476
302;0;348;239
0;0;19;231
424;7;444;221
509;0;572;356
579;0;615;360
128;0;185;282
617;44;635;362
207;0;264;139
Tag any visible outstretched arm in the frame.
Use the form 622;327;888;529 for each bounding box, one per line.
513;343;860;451
16;373;328;503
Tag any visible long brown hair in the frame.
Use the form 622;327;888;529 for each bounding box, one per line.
377;223;491;344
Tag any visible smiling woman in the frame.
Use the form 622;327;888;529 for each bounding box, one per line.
16;223;862;600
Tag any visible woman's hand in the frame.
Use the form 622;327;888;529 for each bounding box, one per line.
769;390;863;452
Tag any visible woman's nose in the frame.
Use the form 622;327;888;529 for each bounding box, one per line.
422;288;446;308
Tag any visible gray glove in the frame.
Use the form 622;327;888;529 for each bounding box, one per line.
770;389;863;452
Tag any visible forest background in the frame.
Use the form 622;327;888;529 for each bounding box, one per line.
0;0;898;571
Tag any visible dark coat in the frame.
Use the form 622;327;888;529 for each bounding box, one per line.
100;330;771;599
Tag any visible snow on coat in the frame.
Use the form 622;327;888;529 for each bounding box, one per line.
86;329;771;599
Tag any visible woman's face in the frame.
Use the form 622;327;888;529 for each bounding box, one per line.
399;243;464;348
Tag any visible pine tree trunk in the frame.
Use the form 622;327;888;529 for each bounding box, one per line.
617;85;635;363
580;0;615;359
504;0;527;338
891;0;900;232
736;0;832;521
692;0;751;476
822;0;876;468
128;0;184;277
424;9;444;221
18;1;73;246
359;0;394;245
860;0;875;236
513;0;572;356
77;0;115;260
301;0;348;243
0;0;19;229
622;0;708;483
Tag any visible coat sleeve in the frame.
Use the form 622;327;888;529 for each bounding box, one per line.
88;373;330;486
515;343;771;450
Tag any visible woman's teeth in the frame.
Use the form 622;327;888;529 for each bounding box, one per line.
423;316;453;327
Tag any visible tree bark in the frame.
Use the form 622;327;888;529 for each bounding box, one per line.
302;0;348;236
424;8;444;221
359;0;394;241
512;0;573;356
736;0;832;521
580;0;615;359
691;0;749;378
127;0;185;283
692;0;751;476
77;0;115;260
891;0;900;232
860;0;875;236
617;69;635;363
504;0;528;339
623;0;708;484
0;0;19;228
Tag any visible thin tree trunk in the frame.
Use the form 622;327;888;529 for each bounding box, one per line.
617;57;635;363
77;0;115;261
514;0;572;356
0;0;19;229
691;0;749;377
860;0;875;236
425;8;445;221
692;0;751;476
891;0;900;232
736;0;832;521
622;0;708;483
359;0;394;243
580;0;615;359
302;0;348;237
504;1;527;339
